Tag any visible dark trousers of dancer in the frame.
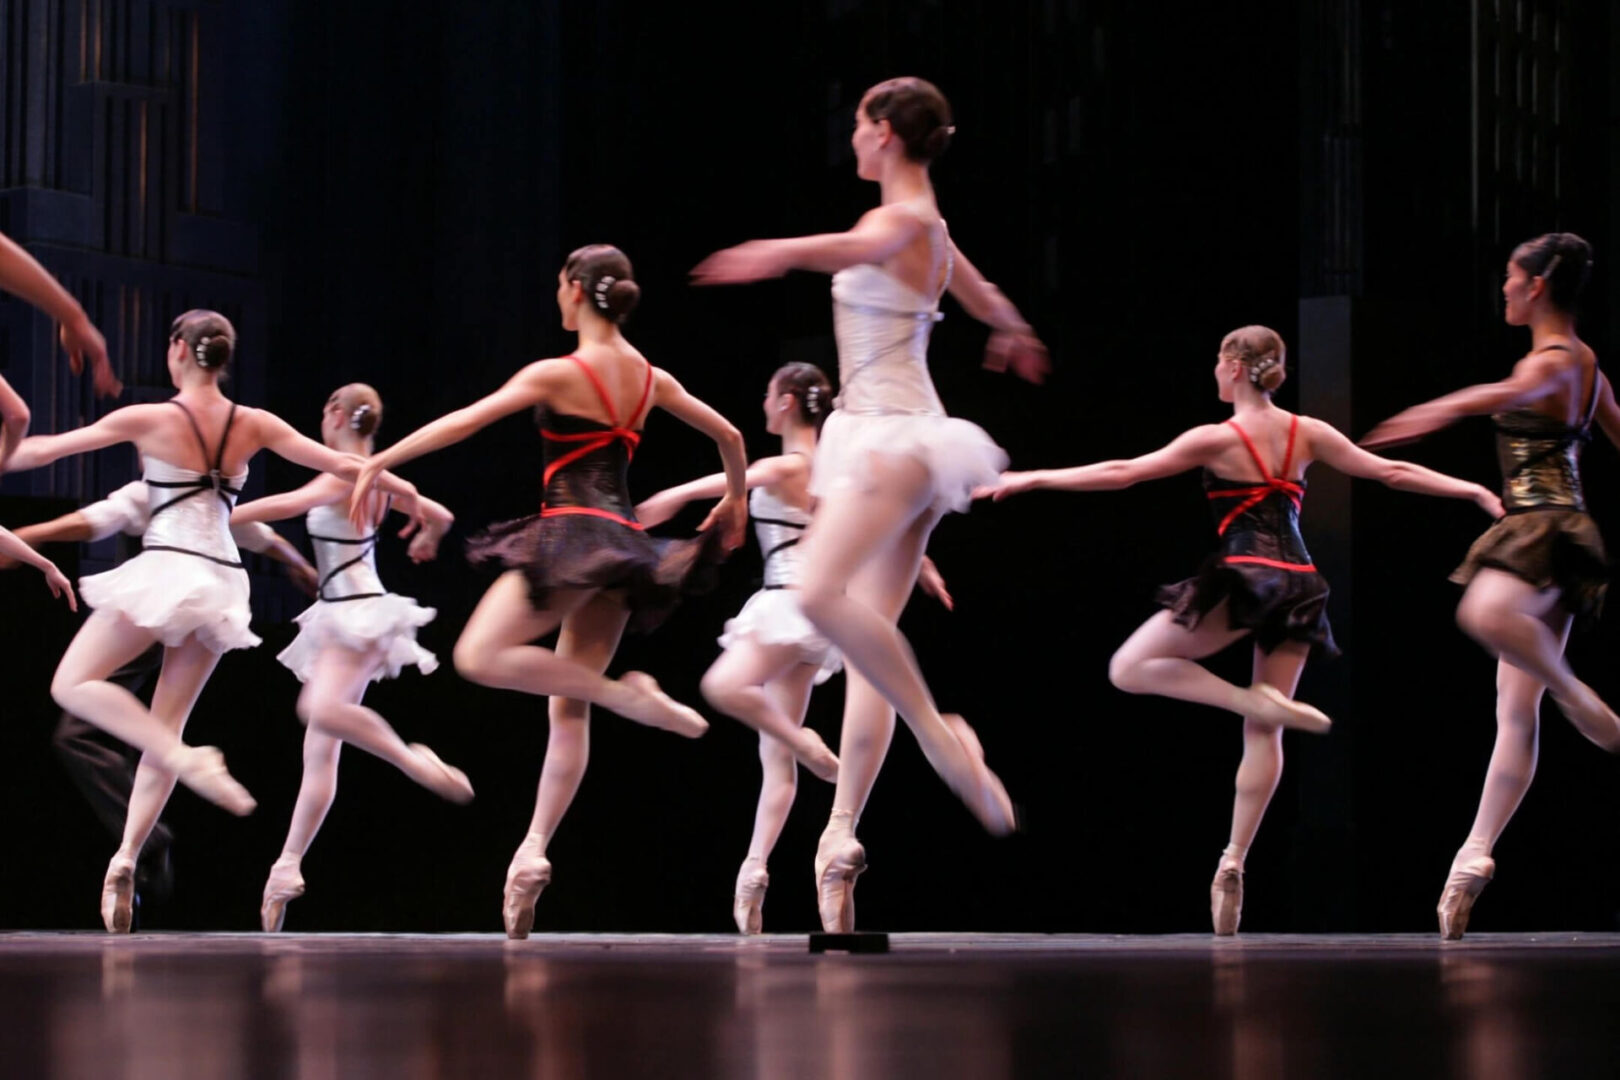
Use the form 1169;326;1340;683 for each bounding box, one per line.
51;642;173;899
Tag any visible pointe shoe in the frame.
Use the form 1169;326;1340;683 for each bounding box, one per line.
616;672;710;738
794;729;839;784
1250;684;1332;735
101;855;136;934
734;859;770;935
503;840;553;940
1437;855;1495;940
814;829;866;933
1550;685;1620;750
942;714;1018;836
261;856;306;933
1211;859;1244;936
169;745;257;816
409;744;475;804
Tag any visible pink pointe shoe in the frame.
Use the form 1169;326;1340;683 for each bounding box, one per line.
101;854;136;933
168;745;257;815
1249;684;1333;735
1211;856;1244;936
734;858;770;935
261;855;306;933
1437;855;1495;941
503;836;552;940
814;814;866;933
942;715;1018;836
409;744;475;804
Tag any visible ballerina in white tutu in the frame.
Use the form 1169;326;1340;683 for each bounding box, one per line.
639;361;955;933
5;310;419;932
230;383;469;931
693;77;1049;931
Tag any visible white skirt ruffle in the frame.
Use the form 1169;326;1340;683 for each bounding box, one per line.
810;410;1007;514
276;594;438;684
718;589;842;685
80;551;260;654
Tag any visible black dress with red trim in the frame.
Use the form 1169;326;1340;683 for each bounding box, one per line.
1451;350;1608;621
465;359;723;632
1156;417;1338;655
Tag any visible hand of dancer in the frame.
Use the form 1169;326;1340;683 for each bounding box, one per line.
974;470;1041;502
917;555;953;611
699;491;747;551
405;500;452;563
40;559;76;611
61;317;121;397
690;241;792;286
1476;487;1505;519
1359;404;1451;450
348;458;387;529
983;329;1050;385
286;561;320;599
633;491;684;528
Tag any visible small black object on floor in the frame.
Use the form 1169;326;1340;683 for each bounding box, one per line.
808;930;890;954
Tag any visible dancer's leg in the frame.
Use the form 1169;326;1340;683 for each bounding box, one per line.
1212;641;1308;935
297;646;471;802
702;639;837;780
798;459;1011;832
503;591;631;939
733;662;820;934
261;727;341;932
1108;607;1331;733
52;643;168;851
1455;569;1619;749
454;573;705;737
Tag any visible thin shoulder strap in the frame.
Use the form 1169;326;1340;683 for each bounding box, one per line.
566;355;621;427
169;399;239;474
1277;415;1300;478
1223;419;1275;482
170;400;212;471
627;361;656;429
213;403;239;475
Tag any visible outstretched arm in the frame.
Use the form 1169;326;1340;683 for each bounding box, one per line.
947;245;1049;385
3;406;148;473
252;410;417;510
651;370;748;549
0;524;75;609
1308;419;1502;516
231;474;348;526
0;231;118;396
691;205;926;283
1360;350;1571;448
981;424;1230;500
0;376;31;472
634;455;805;528
1590;373;1620;452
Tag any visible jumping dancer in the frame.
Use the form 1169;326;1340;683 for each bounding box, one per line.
1363;232;1619;939
693;77;1047;931
230;383;471;931
349;245;748;937
984;325;1501;934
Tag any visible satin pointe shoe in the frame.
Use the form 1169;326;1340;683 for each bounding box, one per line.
814;818;866;933
261;855;307;933
503;837;552;940
617;672;710;738
409;744;475;804
101;854;137;934
169;745;257;816
942;715;1017;836
1250;683;1333;735
734;858;770;935
1211;857;1245;936
1437;855;1496;940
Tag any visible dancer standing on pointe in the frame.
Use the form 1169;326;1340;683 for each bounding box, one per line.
348;245;748;938
637;361;961;933
983;325;1502;935
4;310;421;932
1363;232;1619;940
693;77;1047;932
230;383;472;932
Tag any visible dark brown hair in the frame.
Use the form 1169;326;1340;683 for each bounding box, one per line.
1511;232;1594;312
863;77;954;163
332;383;383;438
169;309;235;373
1220;325;1287;393
564;244;641;324
771;362;833;433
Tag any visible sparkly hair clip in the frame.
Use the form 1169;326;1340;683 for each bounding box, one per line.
194;336;214;368
349;404;374;432
803;384;825;414
593;275;616;312
1248;355;1279;387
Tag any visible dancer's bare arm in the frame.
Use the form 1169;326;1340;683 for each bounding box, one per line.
0;376;31;472
1590;372;1620;451
691;205;925;282
947;245;1049;385
1361;348;1574;448
982;425;1230;500
1307;418;1502;515
0;524;75;608
635;455;806;528
250;410;418;511
232;474;351;525
0;231;118;396
651;369;748;549
2;406;156;471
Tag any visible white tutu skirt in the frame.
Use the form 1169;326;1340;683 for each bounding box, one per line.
276;594;439;684
80;552;260;653
718;589;842;685
811;410;1008;514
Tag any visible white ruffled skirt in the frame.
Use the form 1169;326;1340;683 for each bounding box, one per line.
80;551;260;654
810;410;1007;514
718;588;842;685
276;594;438;684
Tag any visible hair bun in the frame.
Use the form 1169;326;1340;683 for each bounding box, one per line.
349;403;378;436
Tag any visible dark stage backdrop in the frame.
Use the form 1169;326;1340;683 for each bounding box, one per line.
1;0;1617;935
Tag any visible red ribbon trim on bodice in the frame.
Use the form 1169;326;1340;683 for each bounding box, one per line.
1209;416;1305;537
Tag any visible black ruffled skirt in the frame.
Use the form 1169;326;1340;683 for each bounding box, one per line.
467;513;725;633
1157;556;1338;655
1451;509;1608;622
